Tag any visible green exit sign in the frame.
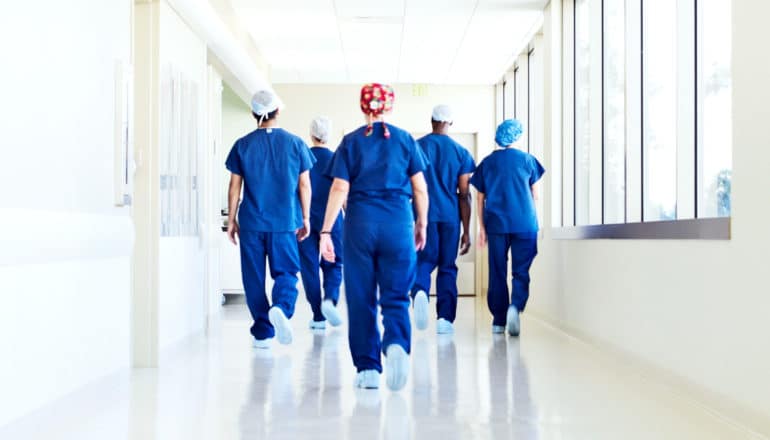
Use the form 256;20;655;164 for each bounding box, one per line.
412;84;429;97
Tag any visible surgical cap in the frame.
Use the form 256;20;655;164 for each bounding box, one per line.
310;116;332;143
431;105;453;123
495;119;524;147
251;89;280;116
360;83;395;138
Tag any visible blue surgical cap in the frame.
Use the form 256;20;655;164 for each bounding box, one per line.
495;119;523;147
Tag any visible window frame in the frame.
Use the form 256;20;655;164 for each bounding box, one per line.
553;0;730;240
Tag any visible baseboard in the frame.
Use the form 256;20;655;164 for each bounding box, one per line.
526;307;770;439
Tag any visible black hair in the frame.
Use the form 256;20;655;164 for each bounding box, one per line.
252;109;279;123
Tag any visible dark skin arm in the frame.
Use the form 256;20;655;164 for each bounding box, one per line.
458;173;472;255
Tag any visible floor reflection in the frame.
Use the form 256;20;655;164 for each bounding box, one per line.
487;334;539;439
3;298;758;440
239;351;275;439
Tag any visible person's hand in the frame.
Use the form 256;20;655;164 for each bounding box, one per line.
415;224;428;251
459;232;471;255
320;233;335;262
227;220;240;245
477;228;487;248
296;218;310;242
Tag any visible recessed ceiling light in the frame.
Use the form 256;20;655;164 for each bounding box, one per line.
341;16;403;25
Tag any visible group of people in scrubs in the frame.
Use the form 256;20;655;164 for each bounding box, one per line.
225;83;545;391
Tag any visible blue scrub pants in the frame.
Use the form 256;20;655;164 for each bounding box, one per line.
487;234;538;326
411;222;460;322
239;231;300;339
299;228;343;322
344;221;416;373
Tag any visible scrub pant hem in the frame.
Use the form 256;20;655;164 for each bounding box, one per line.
299;228;343;322
486;233;537;327
411;222;460;323
345;221;415;374
239;231;301;340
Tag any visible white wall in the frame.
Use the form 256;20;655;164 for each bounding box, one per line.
530;1;770;435
273;84;496;156
157;1;208;352
0;0;133;427
220;84;257;212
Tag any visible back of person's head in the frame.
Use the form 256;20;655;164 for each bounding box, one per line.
251;89;281;124
310;116;332;144
360;83;395;138
495;119;524;147
431;104;453;124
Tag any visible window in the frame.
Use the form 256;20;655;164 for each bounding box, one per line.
697;0;732;218
603;0;625;224
557;0;731;238
574;0;595;225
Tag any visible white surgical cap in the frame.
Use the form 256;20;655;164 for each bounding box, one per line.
310;116;332;143
431;104;453;123
251;89;280;116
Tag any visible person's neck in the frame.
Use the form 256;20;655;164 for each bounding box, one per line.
312;143;327;148
367;114;385;125
432;129;449;136
258;119;278;129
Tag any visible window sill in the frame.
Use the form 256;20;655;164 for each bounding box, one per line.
550;217;731;240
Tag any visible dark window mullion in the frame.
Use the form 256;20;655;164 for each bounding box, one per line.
601;0;606;224
639;0;645;223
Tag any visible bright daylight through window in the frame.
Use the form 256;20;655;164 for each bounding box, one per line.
561;0;731;234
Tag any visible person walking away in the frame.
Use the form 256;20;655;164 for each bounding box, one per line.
319;83;429;391
411;105;476;335
470;119;544;337
299;116;344;331
225;89;315;348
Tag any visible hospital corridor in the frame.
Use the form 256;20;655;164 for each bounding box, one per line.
1;0;768;439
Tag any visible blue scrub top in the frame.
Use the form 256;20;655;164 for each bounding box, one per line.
327;123;429;224
309;146;343;232
225;128;315;232
470;148;545;235
417;133;476;223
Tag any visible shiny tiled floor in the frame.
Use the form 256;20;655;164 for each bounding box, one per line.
0;297;760;439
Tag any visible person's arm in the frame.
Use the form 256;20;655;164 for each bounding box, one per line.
320;178;350;262
411;172;429;251
458;173;472;255
477;192;487;248
531;183;539;201
296;171;311;241
227;173;243;245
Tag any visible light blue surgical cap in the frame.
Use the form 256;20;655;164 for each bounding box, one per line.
251;89;280;116
310;116;332;143
495;119;523;147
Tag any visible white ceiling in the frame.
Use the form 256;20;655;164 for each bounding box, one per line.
228;0;546;85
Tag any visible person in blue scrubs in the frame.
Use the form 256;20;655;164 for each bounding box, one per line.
299;116;344;331
319;83;429;391
411;105;476;335
470;119;545;337
225;89;315;349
